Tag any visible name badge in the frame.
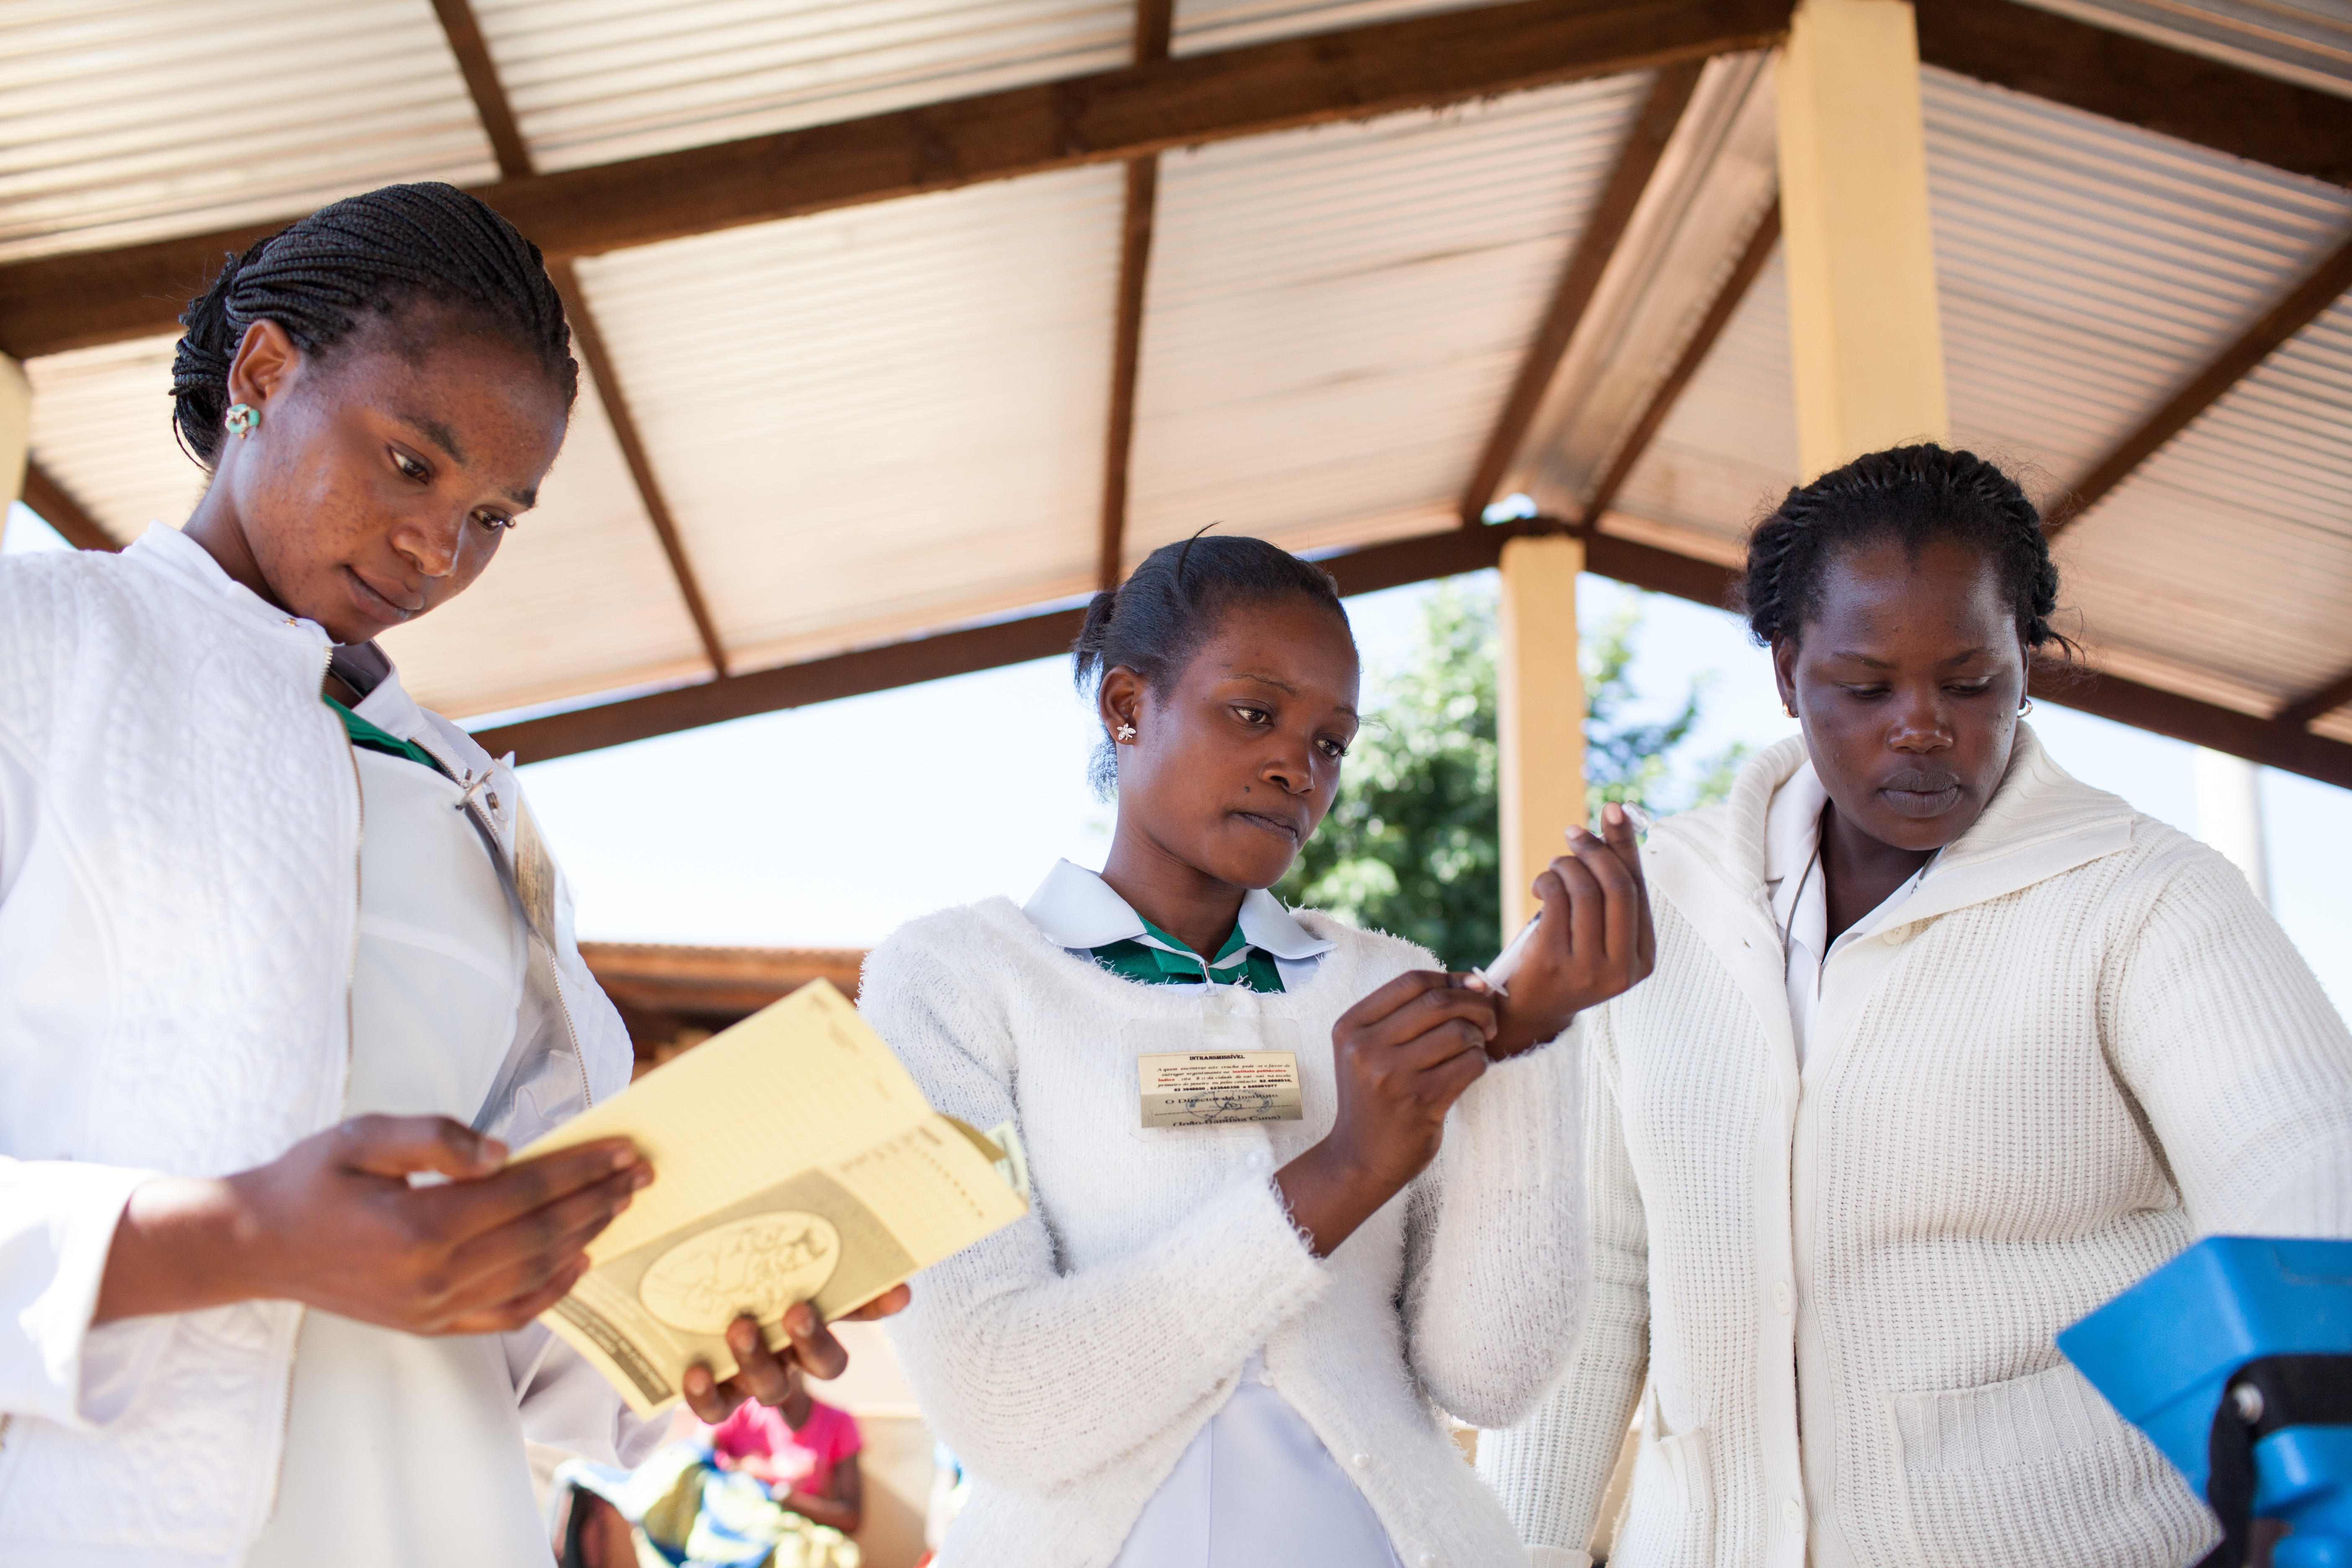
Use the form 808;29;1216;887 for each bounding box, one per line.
1137;1050;1304;1128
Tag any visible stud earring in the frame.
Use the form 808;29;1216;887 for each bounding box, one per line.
225;403;261;439
1784;702;1798;719
1115;724;1137;742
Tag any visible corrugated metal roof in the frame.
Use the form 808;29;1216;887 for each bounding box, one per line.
22;333;209;540
0;0;494;262
2018;0;2352;98
573;165;1123;677
1172;0;1497;55
475;0;1133;174
1127;75;1653;565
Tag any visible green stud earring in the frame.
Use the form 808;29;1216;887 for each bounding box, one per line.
225;402;260;439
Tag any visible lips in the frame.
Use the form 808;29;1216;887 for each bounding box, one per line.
1233;810;1305;843
347;566;424;622
1876;768;1964;819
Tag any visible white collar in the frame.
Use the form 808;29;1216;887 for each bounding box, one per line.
1021;859;1335;960
1764;760;1830;931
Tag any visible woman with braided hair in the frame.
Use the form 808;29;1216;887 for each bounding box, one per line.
1479;444;2352;1568
0;183;900;1566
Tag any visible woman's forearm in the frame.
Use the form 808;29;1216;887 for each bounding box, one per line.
92;1176;265;1324
781;1490;859;1532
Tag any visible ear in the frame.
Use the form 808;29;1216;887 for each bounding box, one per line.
1770;635;1799;717
226;319;304;410
1097;665;1146;743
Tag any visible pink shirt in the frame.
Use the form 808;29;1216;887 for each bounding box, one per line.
707;1398;862;1498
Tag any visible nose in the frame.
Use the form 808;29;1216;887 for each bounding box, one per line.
1888;683;1955;753
391;509;468;579
1262;739;1315;797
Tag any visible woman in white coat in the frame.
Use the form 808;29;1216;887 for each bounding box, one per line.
1478;444;2352;1568
0;183;898;1568
861;536;1654;1568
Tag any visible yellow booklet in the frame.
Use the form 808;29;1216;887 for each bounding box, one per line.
518;979;1027;1415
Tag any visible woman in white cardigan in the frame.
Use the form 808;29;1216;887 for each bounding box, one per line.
1479;444;2352;1568
0;185;894;1567
861;536;1654;1568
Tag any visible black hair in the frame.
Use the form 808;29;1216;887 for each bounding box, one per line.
171;181;576;467
1737;442;2063;651
1073;533;1352;795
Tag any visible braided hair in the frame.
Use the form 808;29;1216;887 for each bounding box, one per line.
1737;443;2063;651
1074;533;1351;795
171;182;575;467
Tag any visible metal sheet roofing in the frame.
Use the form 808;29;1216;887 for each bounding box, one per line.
0;0;495;262
573;165;1124;673
1128;75;1653;563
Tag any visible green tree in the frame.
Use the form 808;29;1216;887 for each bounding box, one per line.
1279;578;1744;968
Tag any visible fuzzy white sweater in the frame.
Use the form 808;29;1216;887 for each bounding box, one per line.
1478;729;2352;1568
861;899;1589;1568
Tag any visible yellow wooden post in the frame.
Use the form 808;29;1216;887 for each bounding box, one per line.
0;356;28;551
1496;533;1586;937
1776;0;1949;478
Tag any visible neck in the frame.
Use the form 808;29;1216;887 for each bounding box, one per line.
1817;800;1936;945
1099;823;1249;961
782;1387;813;1429
182;486;282;614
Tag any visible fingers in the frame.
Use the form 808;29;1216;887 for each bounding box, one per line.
1566;825;1639;961
1352;980;1498;1054
1333;969;1461;1034
681;1360;743;1424
779;1300;850;1382
333;1114;507;1181
432;1139;647;1243
839;1284;911;1322
1536;851;1606;962
438;1255;592;1335
436;1166;646;1303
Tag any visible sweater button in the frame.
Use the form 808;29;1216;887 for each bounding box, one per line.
1418;1554;1439;1568
1351;1452;1371;1469
1784;1497;1805;1532
1773;1281;1792;1315
1881;926;1908;945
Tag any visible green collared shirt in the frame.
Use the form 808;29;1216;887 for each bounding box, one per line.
1091;914;1287;994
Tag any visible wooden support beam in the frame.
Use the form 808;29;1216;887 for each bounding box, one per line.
1096;0;1175;591
1460;59;1706;526
2277;664;2352;732
429;0;731;677
19;461;120;552
1578;201;1778;524
1913;0;2352;188
0;0;1795;360
1777;0;1948;480
1497;533;1587;929
2044;232;2352;534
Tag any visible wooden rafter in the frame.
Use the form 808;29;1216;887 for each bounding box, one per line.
2044;232;2352;535
1459;59;1706;526
2277;665;2352;732
18;461;119;552
470;518;2352;791
1580;199;1778;526
429;0;730;677
1096;0;1176;591
0;0;1795;359
1913;0;2352;188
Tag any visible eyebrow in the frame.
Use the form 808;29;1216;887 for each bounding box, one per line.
1826;647;1997;670
1229;671;1358;719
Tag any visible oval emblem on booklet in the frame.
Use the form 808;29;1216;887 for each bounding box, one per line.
638;1212;842;1333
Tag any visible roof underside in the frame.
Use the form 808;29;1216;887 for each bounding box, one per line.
7;0;2352;776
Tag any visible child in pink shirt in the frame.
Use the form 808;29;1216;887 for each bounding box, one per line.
706;1369;865;1534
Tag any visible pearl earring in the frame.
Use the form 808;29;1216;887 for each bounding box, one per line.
1115;724;1137;742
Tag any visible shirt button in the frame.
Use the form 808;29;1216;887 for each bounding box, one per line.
1418;1554;1439;1568
1351;1452;1372;1469
1773;1281;1792;1315
1784;1497;1805;1532
1881;926;1908;945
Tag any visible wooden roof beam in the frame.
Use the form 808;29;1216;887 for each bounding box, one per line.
2277;665;2352;732
1579;200;1778;525
1096;0;1175;591
1460;59;1706;526
2044;232;2352;534
0;0;1795;360
1913;0;2352;187
18;461;120;552
431;0;732;678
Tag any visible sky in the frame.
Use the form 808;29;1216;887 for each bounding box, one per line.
12;500;2345;1014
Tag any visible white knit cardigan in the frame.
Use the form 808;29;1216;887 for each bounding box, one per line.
861;899;1589;1568
1478;729;2352;1568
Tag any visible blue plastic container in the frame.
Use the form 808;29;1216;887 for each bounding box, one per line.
2058;1237;2352;1566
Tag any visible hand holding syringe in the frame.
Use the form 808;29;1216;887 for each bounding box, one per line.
1468;802;1656;1055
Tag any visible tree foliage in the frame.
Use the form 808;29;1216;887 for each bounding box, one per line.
1278;579;1744;968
